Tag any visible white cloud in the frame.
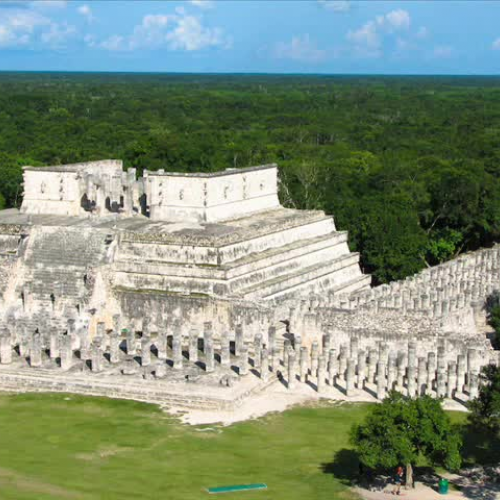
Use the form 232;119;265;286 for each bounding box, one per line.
385;9;410;30
40;20;74;47
77;4;93;22
0;8;49;46
99;10;229;52
318;0;350;13
346;9;411;57
273;35;327;63
166;14;226;51
188;0;214;9
100;34;125;51
433;45;453;58
492;38;500;51
416;26;429;39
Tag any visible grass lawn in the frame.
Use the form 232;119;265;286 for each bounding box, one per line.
0;394;370;500
0;394;492;500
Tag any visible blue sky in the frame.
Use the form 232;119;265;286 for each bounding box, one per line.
0;0;499;74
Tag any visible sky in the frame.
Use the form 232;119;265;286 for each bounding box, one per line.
0;0;499;74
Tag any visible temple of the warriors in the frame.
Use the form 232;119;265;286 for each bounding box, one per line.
0;159;497;413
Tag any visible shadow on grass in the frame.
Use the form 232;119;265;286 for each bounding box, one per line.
461;424;500;466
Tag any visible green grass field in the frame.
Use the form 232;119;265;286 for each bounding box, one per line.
0;394;477;500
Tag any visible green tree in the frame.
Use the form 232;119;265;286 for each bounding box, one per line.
468;365;500;432
351;392;462;473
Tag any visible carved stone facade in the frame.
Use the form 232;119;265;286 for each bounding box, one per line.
0;160;497;412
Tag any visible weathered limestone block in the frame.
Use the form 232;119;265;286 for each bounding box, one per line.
427;352;436;395
238;345;249;376
387;352;397;392
203;322;213;354
141;337;152;367
311;341;319;375
155;361;167;378
346;357;356;396
447;361;457;399
187;329;198;363
357;350;366;389
288;351;297;390
377;360;386;400
173;335;183;370
368;348;378;385
0;334;12;364
60;334;73;370
49;331;60;359
317;354;327;394
126;329;136;356
417;357;427;396
156;333;167;361
91;339;103;373
268;326;276;353
260;347;269;382
299;346;309;382
253;333;262;369
436;366;447;398
456;354;466;394
220;331;231;367
109;331;121;364
30;333;43;368
235;324;244;356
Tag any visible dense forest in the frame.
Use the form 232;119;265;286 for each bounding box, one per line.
1;72;500;284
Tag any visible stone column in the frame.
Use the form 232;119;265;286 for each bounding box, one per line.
294;334;302;353
311;341;319;375
110;331;121;364
346;357;356;396
270;347;279;373
188;329;198;363
80;333;91;361
60;334;73;370
238;345;248;376
96;322;106;342
205;334;215;373
417;357;427;396
447;361;457;399
368;348;378;385
325;349;336;386
436;365;447;398
468;372;479;400
268;326;276;353
317;354;327;394
173;333;183;370
300;346;309;383
91;339;103;373
377;359;386;400
235;324;244;356
0;334;12;364
220;331;231;367
49;330;60;360
407;363;417;398
253;333;262;370
30;333;42;368
260;347;269;382
396;351;407;391
338;345;348;382
357;350;366;389
350;338;359;360
456;354;466;394
126;329;136;356
408;341;417;372
141;337;152;367
203;322;213;354
283;339;291;368
387;352;397;393
288;351;297;390
467;348;479;386
426;352;436;395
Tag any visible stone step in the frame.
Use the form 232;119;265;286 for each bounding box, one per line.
240;253;364;299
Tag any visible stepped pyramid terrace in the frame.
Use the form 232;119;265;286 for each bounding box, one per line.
0;159;497;420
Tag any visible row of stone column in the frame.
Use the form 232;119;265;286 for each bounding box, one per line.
283;337;492;400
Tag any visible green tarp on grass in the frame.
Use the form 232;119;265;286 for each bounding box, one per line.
207;483;267;494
